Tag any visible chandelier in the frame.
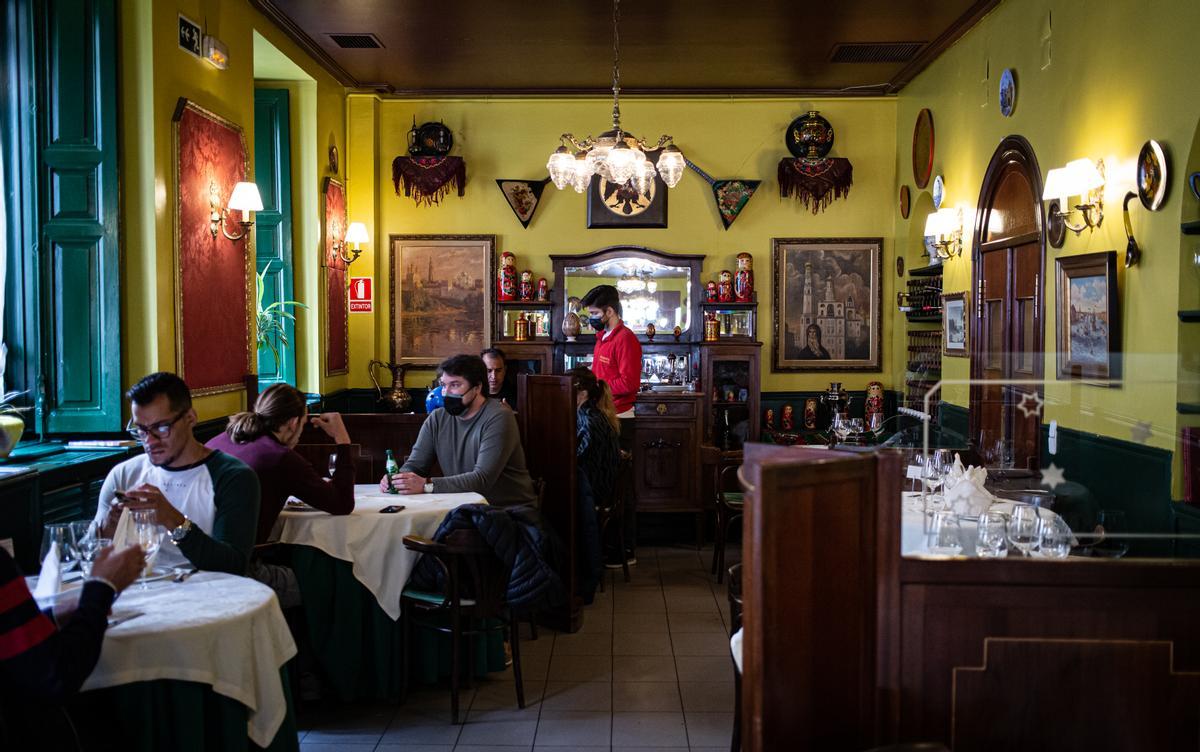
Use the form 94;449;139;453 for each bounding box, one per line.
546;0;686;194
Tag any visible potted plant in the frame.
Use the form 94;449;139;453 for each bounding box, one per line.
255;262;308;371
0;391;28;459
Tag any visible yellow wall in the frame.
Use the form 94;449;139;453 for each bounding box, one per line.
346;97;899;393
118;0;347;420
891;0;1200;464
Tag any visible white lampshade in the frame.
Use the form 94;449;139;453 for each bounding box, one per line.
924;208;960;238
606;141;638;185
1042;158;1103;201
570;152;593;193
227;181;263;212
656;145;686;188
345;222;369;246
547;146;575;190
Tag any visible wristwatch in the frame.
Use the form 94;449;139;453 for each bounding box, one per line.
423;482;434;494
169;517;193;542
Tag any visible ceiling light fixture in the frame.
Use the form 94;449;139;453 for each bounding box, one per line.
546;0;685;194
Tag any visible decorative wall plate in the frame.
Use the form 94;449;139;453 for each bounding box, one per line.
998;68;1016;117
899;185;911;219
912;108;934;189
328;144;339;175
896;257;905;277
1137;139;1169;211
785;110;835;160
496;178;550;228
932;175;945;209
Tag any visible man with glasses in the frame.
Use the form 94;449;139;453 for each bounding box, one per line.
92;372;260;574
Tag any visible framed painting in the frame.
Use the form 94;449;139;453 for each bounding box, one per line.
172;97;252;396
1055;251;1120;382
389;235;493;367
772;238;882;372
324;177;348;375
943;291;969;357
586;152;668;229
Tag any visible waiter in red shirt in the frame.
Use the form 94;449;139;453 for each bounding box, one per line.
580;283;642;566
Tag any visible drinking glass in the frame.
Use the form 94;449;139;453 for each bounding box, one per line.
1006;504;1042;556
131;509;164;589
78;537;112;577
976;511;1008;558
1040;516;1073;559
40;523;79;573
925;511;963;555
328;453;338;478
921;452;947;513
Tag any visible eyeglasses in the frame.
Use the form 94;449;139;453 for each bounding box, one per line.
126;410;188;441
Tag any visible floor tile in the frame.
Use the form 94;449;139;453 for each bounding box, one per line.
455;715;539;746
684;711;735;748
613;591;667;613
303;701;392;744
612;630;672;656
670;631;732;657
664;594;720;614
614;611;669;633
666;611;728;634
546;653;613;682
533;747;608;752
551;631;613;655
453;747;533;752
575;613;614;634
374;745;454;752
612;682;682;712
534;710;612;747
678;681;734;713
470;679;544;711
380;710;464;745
300;744;378;752
675;655;734;683
613;654;678;682
541;680;613;711
611;711;688;747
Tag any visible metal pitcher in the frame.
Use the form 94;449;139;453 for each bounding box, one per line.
368;360;413;412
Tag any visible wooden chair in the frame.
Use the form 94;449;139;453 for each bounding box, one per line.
728;562;743;752
712;462;744;583
400;530;525;724
597;450;633;592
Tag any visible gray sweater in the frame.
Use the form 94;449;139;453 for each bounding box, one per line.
402;398;537;506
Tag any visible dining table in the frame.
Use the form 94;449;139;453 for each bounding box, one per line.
274;485;505;700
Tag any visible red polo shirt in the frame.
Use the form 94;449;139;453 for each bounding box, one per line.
592;322;642;414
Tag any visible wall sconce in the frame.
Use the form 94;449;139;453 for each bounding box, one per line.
210;181;263;241
1043;158;1105;248
923;207;964;259
332;222;369;265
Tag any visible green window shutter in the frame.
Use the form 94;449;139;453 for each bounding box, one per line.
39;0;120;433
253;88;295;387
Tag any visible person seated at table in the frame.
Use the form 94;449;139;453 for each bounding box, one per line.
380;354;536;507
0;543;145;746
206;384;356;606
481;347;518;408
93;372;261;576
569;367;620;603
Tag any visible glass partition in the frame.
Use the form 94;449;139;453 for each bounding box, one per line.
562;257;692;334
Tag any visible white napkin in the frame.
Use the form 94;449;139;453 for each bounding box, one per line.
112;507;134;549
33;542;61;599
944;453;995;517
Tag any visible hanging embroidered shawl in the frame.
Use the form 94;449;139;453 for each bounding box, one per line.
391;156;466;206
777;157;853;214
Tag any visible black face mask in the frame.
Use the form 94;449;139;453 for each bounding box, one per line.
443;388;473;416
588;315;605;331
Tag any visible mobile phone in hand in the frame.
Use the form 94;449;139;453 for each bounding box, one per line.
114;491;134;503
380;505;406;514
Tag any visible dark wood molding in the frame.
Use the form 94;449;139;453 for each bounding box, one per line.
248;0;360;87
885;0;1002;93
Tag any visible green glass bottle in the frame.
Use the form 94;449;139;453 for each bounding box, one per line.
385;449;400;494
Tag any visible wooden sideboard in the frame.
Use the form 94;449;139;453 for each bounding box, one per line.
739;443;1200;751
632;393;704;539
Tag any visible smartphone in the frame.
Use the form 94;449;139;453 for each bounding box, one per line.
113;490;134;503
380;505;406;514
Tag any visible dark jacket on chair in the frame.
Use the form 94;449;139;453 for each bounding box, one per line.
409;503;566;612
575;404;619;603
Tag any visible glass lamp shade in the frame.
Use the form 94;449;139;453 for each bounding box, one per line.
606;141;639;185
656;145;686;188
547;146;575;190
344;222;369;246
632;159;657;194
227;182;263;214
570;152;593;193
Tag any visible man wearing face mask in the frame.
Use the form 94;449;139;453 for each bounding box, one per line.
380;354;537;507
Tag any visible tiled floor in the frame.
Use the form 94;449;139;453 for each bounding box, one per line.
297;544;741;752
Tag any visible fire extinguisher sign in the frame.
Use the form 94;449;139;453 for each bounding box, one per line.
349;277;373;313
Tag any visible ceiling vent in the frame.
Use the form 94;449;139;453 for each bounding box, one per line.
327;33;383;49
830;42;924;64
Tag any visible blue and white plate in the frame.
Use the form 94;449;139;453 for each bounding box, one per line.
999;68;1016;117
931;174;945;210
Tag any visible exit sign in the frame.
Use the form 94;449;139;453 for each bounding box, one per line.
178;15;202;57
349;277;373;313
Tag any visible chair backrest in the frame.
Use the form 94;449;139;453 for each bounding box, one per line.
727;562;744;633
718;462;742;504
404;530;509;616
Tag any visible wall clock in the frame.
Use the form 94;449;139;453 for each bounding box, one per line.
912;108;935;189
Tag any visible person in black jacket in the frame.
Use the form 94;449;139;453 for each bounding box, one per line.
569;367;620;602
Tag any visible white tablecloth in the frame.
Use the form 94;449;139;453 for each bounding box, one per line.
276;485;485;620
78;572;297;747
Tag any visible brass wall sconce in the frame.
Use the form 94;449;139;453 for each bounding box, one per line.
210;181;263;241
1122;191;1141;268
331;222;369;265
1043;158;1105;248
923;207;964;258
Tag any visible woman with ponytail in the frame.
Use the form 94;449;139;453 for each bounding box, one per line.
568;367;620;603
206;385;356;605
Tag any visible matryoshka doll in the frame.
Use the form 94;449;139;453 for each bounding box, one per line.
781;404;794;431
519;270;534;301
865;380;884;429
717;270;734;302
705;281;718;303
734;252;754;302
764;408;775;430
536;277;549;302
803;398;818;429
498;252;517;301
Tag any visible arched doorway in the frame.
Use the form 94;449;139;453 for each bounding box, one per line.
969;136;1046;470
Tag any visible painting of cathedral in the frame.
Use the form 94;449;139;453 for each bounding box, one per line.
771;238;882;371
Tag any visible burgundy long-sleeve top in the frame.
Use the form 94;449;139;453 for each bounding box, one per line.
206;433;355;543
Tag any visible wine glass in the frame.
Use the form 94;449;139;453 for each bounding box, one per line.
921;452;947;513
976;511;1008;558
328;452;338;478
926;511;963;555
40;523;79;574
1040;516;1073;559
131;509;164;589
1006;504;1042;556
78;537;112;577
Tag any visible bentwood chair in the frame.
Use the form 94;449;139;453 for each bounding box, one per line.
596;450;633;592
728;562;744;752
712;462;744;583
400;530;525;724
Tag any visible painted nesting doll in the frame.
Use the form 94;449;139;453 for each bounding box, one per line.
705;281;718;303
781;404;794;431
535;277;549;302
498;252;517;301
734;252;754;302
717;270;734;302
519;270;534;301
803;397;818;429
764;408;775;430
865;380;885;428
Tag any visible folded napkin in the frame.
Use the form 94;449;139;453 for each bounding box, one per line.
943;453;996;517
33;541;62;600
112;507;134;549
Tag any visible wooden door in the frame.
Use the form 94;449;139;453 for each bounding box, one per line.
970;137;1045;470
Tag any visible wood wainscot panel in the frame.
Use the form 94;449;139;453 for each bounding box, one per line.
297;413;428;479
